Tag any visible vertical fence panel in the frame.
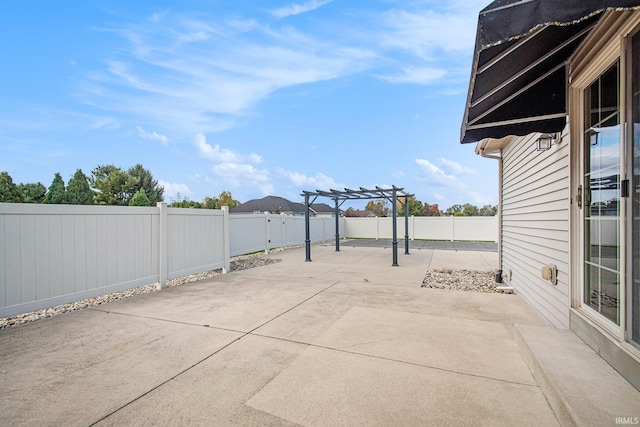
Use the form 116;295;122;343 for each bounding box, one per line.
35;215;50;299
411;217;453;240
20;215;37;303
4;215;21;306
0;214;5;309
269;214;283;249
62;215;76;295
124;215;136;283
96;214;109;289
229;214;266;256
344;217;377;238
150;214;159;279
166;209;225;279
49;215;63;298
74;216;87;293
132;214;144;282
84;215;98;290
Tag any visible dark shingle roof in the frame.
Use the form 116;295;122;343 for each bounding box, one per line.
230;196;337;215
231;196;305;214
309;203;333;213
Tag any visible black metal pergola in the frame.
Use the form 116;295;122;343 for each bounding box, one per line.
302;185;414;266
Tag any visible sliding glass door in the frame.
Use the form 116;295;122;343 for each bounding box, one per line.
583;60;621;326
630;31;640;348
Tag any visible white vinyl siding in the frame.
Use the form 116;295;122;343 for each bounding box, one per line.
501;131;571;328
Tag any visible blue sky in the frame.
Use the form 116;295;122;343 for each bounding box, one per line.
0;0;496;210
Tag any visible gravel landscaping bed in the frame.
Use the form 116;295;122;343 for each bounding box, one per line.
422;268;512;294
0;252;282;330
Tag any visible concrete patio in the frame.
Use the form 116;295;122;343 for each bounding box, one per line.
1;244;638;426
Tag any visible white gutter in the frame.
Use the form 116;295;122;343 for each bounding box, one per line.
476;141;503;281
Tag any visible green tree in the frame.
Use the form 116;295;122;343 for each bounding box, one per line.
445;203;480;216
129;189;152;206
462;203;479;216
215;191;240;209
203;196;218;209
43;173;66;204
18;182;46;203
65;169;95;205
478;204;498;216
397;197;423;216
422;203;441;216
444;204;463;216
90;165;138;205
127;164;164;204
365;200;389;217
0;172;24;203
168;193;202;208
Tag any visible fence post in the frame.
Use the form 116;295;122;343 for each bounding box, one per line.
157;202;168;289
281;213;285;249
264;211;271;254
222;206;230;273
451;215;455;242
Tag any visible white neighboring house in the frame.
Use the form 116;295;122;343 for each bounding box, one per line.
462;2;640;391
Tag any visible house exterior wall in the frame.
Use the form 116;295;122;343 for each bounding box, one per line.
469;8;640;392
501;130;571;328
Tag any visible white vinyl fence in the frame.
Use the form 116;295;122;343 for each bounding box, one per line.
0;203;339;317
343;216;498;242
1;203;495;318
228;213;341;257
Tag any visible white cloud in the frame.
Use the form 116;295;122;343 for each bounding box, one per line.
272;0;333;19
192;133;271;195
158;180;192;199
213;163;273;195
415;158;491;206
189;174;213;184
78;13;374;135
438;157;477;174
193;133;262;164
379;8;479;59
136;126;169;145
391;170;405;179
416;158;457;185
278;168;340;190
380;67;446;85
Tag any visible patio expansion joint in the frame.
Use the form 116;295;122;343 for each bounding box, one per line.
87;280;342;426
87;307;248;334
249;332;541;389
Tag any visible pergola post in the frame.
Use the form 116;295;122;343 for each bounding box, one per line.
404;195;410;255
334;198;340;252
304;193;311;262
392;188;398;267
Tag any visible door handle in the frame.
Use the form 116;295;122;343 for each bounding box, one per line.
577;185;582;209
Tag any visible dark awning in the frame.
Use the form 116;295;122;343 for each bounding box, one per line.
460;0;640;144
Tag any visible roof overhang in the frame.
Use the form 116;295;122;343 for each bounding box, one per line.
460;0;640;144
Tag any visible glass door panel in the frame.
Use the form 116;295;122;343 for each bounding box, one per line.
583;60;621;326
631;31;640;347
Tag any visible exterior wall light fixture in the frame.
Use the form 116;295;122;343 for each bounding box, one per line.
535;133;559;151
